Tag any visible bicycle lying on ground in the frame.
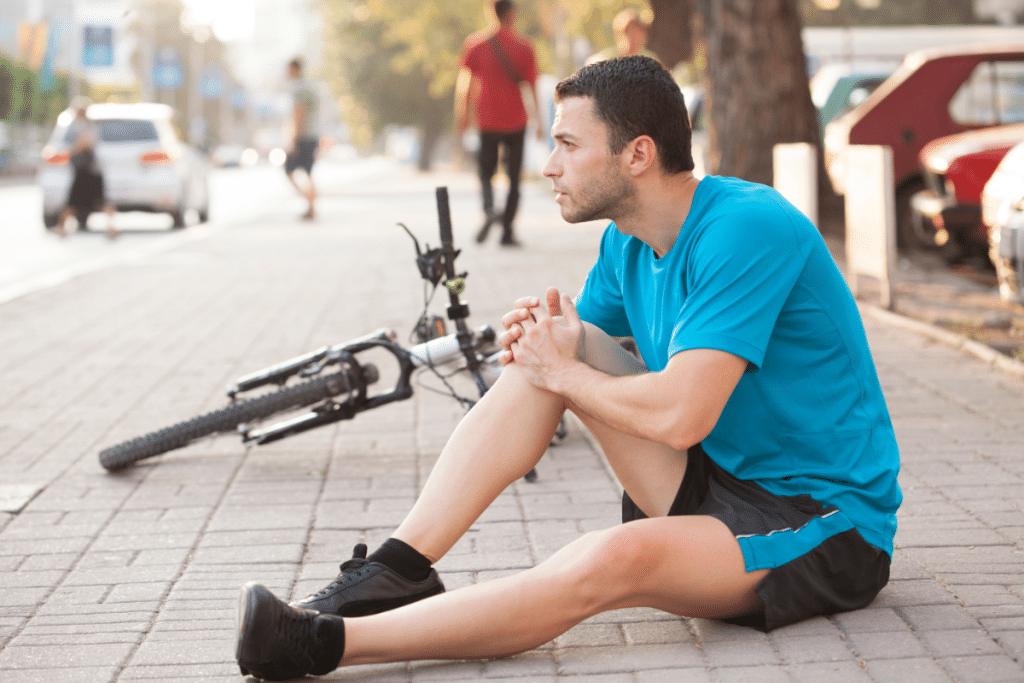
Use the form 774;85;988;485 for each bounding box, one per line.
99;187;556;476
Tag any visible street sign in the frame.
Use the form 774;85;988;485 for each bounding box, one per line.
83;25;113;67
200;68;223;98
153;47;183;89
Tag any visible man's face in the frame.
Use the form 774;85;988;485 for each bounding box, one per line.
543;96;637;224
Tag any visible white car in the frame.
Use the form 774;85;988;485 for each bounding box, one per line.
38;102;210;229
982;140;1024;303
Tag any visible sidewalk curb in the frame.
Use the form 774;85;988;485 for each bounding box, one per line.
860;302;1024;380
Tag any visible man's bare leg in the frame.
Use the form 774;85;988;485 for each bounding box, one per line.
391;364;565;561
392;321;686;560
343;514;765;665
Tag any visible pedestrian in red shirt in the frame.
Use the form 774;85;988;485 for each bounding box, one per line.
456;0;543;247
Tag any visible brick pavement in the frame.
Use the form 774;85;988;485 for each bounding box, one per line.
0;163;1022;682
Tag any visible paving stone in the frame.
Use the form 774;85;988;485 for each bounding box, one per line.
787;660;874;682
939;654;1024;683
899;604;983;630
865;657;955;682
918;629;1005;657
847;629;929;659
636;670;713;683
0;642;136;669
0;666;122;683
700;634;780;667
556;643;705;675
772;633;856;664
714;666;793;683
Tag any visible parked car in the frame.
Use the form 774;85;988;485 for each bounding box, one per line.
809;62;893;133
38;102;210;229
824;44;1024;250
982;140;1024;303
909;123;1024;264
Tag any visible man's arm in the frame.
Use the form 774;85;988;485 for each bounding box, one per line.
454;68;476;134
501;288;747;451
524;82;544;141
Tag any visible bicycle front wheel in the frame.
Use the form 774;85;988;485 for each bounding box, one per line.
99;370;359;471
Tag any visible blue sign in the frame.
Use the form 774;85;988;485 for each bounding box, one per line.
200;68;223;98
83;25;113;67
153;47;183;89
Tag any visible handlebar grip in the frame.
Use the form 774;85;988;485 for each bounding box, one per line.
436;186;454;252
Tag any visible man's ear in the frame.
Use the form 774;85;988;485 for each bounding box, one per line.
624;135;657;177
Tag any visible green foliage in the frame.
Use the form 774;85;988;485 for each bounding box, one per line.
0;56;69;124
319;0;648;158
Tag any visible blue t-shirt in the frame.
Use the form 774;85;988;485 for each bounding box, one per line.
575;175;901;565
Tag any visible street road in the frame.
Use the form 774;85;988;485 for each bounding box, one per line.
0;156;399;305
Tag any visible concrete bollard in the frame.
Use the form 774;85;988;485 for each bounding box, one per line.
844;145;896;310
773;142;818;229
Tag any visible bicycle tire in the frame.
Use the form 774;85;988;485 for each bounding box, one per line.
99;369;358;471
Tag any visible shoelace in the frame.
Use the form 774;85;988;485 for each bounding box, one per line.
306;544;371;599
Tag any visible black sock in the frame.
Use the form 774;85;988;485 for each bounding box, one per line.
367;538;432;582
310;615;345;675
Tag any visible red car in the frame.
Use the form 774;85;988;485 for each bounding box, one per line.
910;123;1024;264
824;44;1024;250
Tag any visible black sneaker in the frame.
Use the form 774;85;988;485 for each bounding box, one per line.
290;543;445;616
236;582;344;681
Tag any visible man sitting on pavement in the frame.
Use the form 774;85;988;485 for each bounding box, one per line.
234;56;902;681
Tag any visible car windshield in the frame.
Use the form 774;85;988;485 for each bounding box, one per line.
96;120;160;143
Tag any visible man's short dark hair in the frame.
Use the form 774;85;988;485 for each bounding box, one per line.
555;56;694;174
289;57;303;73
494;0;515;22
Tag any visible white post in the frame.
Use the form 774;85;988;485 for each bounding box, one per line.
773;142;818;229
844;145;896;309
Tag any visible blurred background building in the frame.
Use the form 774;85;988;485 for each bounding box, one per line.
0;0;341;173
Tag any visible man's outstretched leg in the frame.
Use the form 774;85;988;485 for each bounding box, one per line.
289;363;567;616
236;512;766;679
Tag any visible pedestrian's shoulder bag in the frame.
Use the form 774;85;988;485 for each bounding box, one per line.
488;35;524;84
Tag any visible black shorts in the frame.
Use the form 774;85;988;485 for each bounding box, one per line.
285;137;318;174
622;444;890;631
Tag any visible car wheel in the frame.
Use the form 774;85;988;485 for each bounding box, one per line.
896;177;934;252
43;212;60;228
197;204;209;223
170;206;186;229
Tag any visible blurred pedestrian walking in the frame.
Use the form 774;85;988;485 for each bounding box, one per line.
456;0;543;247
56;96;117;239
285;58;320;221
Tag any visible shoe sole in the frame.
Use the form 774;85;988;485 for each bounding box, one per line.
235;582;263;677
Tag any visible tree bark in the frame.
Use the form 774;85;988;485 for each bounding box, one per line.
699;0;842;234
701;0;817;184
646;0;693;70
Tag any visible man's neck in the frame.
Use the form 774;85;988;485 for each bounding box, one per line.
620;172;701;258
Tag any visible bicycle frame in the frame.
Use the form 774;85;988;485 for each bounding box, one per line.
234;187;498;447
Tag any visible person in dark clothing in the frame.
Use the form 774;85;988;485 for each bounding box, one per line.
456;0;543;247
57;97;116;238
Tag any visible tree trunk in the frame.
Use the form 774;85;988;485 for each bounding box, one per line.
646;0;693;70
702;0;816;184
699;0;842;235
